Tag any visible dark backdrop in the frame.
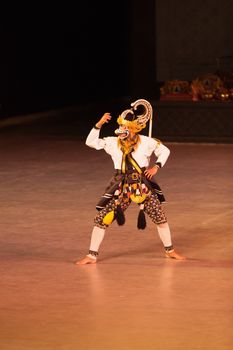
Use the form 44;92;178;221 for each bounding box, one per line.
156;0;233;82
1;1;233;122
0;2;134;118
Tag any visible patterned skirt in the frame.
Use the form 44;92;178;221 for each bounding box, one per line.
94;170;167;228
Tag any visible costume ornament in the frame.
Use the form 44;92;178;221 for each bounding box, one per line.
115;98;153;138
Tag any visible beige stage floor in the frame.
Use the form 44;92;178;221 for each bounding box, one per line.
0;113;232;350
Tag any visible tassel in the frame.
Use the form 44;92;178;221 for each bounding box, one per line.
116;204;125;226
103;210;114;225
137;204;146;230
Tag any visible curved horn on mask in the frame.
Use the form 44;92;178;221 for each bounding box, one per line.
120;109;134;120
131;99;153;137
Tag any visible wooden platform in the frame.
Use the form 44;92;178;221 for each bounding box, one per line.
0;109;232;350
154;100;233;143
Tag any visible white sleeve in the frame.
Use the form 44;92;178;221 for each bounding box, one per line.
154;142;170;167
85;128;106;150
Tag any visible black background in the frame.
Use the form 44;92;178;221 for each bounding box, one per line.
0;3;136;118
1;0;232;124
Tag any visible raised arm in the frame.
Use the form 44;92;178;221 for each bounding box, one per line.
95;112;111;129
85;113;112;150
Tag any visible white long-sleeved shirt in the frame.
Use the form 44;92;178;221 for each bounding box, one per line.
86;128;170;169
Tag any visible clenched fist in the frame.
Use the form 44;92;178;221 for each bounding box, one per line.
95;113;112;129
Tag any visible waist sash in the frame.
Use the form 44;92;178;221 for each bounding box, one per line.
96;164;165;211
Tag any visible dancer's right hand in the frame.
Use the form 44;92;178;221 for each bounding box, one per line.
95;112;112;128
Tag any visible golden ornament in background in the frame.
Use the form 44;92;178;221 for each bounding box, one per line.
191;73;224;101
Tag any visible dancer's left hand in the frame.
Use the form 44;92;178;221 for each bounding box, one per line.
144;166;158;180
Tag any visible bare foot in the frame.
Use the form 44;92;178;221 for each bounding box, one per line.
165;250;186;260
75;255;97;265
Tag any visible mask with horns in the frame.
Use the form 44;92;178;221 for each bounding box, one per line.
115;99;153;139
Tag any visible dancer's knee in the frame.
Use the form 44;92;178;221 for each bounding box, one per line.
93;219;108;229
157;221;168;229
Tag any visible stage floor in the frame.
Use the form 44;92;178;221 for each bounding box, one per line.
0;112;232;350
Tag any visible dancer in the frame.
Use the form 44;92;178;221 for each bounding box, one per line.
76;99;186;264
